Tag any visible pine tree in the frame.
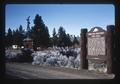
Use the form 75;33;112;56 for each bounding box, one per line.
52;28;58;47
57;26;66;47
65;34;72;47
42;26;50;47
6;28;13;47
12;29;19;45
18;25;26;47
31;14;50;49
12;25;25;47
73;35;79;47
53;28;56;37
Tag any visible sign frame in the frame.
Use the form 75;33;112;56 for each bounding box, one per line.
87;27;106;62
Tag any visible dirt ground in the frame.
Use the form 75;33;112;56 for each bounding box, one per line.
5;62;115;79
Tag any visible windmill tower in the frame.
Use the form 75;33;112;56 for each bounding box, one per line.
23;16;33;49
26;16;30;37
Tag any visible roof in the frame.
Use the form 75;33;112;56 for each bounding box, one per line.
88;27;106;33
23;37;33;41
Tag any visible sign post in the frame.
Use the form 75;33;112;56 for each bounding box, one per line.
80;29;88;69
106;25;114;74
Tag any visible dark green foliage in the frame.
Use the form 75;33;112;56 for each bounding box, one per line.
52;28;58;46
49;37;53;47
57;26;66;47
5;14;80;49
6;28;13;47
42;26;50;47
57;26;72;47
73;35;79;45
12;25;26;47
20;49;33;62
31;14;50;49
18;25;26;46
65;34;72;47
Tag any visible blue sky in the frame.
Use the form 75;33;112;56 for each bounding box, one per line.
5;4;115;37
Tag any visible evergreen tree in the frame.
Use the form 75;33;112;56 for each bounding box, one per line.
73;35;79;46
29;26;34;38
42;26;50;47
49;37;53;47
31;14;50;49
12;25;25;47
57;26;66;47
18;25;26;47
12;30;16;45
53;28;56;37
13;29;18;45
65;34;72;47
52;28;58;47
6;28;13;47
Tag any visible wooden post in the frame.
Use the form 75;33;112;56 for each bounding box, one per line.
80;29;88;69
113;2;120;79
106;25;114;74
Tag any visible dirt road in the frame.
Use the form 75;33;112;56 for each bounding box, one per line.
5;63;115;79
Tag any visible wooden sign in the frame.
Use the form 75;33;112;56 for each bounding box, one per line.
87;27;106;62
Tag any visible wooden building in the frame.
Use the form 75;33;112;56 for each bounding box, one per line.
23;37;33;49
